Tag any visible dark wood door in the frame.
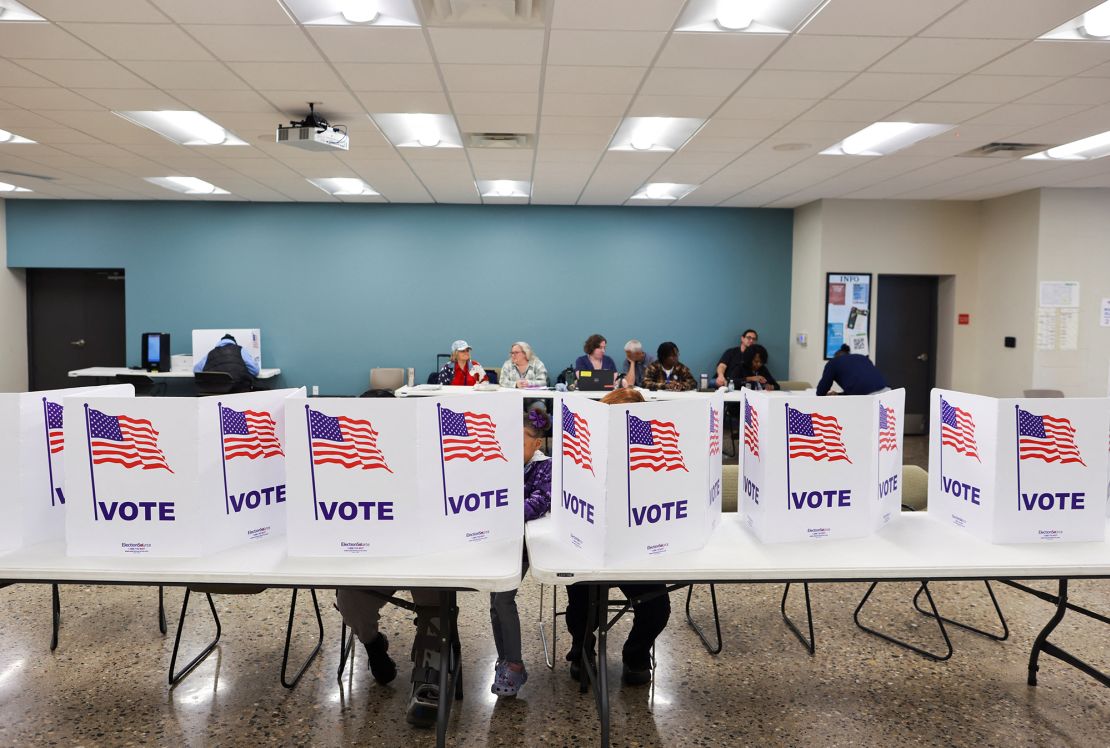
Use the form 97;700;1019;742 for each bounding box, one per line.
876;275;937;435
27;269;125;390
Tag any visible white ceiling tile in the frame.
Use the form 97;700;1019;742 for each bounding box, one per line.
17;59;151;89
975;41;1110;77
714;97;817;119
21;0;170;22
538;116;620;135
652;160;731;183
120;60;249;90
0;60;56;88
261;90;364;116
627;94;725;117
168;89;279;113
1078;61;1110;77
543;66;645;94
535;132;613;149
830;72;957;101
60;23;213;61
966;103;1089;127
920;0;1097;39
335;63;443;92
680;135;761;154
7;126;100;145
150;0;294;24
868;37;1023;75
70;88;188;110
639;67;748;97
794;99;901;122
541;93;632;117
889;100;1000;123
356;91;451;112
924;75;1061;103
655;32;784;69
0;88;100;111
764;35;905;72
1020;77;1110;106
0;25;102;59
552;0;683;31
801;0;963;36
451;92;538;116
308;27;433;63
428;28;545;65
456;114;536;133
547;30;666;67
440;64;540;93
733;70;854;99
226;62;345;90
184;24;321;62
534;148;601;163
693;118;785;139
772;120;874;146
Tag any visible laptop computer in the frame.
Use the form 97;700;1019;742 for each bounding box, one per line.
575;368;617;391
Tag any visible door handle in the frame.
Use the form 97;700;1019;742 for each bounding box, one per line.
70;339;86;348
916;353;928;362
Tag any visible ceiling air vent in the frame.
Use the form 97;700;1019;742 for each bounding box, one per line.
422;0;544;25
465;132;533;149
0;169;56;180
960;142;1050;158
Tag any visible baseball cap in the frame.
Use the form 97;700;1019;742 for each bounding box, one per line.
451;339;471;352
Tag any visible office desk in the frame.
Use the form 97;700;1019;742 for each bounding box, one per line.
393;385;806;402
69;367;282;379
526;514;1110;747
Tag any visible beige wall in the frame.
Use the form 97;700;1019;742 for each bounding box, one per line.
0;200;28;390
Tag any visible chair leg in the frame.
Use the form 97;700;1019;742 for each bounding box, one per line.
50;584;61;651
854;581;952;662
169;589;222;685
539;583;565;670
781;583;815;655
158;586;167;635
685;584;723;655
337;621;356;682
281;588;324;689
912;580;1009;641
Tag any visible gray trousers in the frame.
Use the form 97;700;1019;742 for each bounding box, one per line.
335;588;443;684
489;558;528;664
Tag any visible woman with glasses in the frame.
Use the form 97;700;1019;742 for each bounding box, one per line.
499;341;549;388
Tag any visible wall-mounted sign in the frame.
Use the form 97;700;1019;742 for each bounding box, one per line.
825;273;872;359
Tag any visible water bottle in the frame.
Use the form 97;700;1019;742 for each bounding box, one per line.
727;380;735;392
699;373;709;391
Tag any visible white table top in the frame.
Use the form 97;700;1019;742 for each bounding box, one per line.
69;366;281;380
526;513;1110;584
0;536;523;592
393;385;809;402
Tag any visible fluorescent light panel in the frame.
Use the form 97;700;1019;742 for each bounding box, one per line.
631;183;698;201
478;180;530;198
0;181;32;193
284;0;420;27
1024;130;1110;161
371;113;463;148
1041;1;1110;39
115;111;247;146
609;117;705;152
675;0;827;33
145;177;230;195
0;1;46;22
821;122;954;156
308;177;380;196
0;128;36;144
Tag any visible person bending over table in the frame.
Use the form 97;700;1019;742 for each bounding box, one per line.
619;339;654;388
193;333;258;392
500;341;549;389
735;344;778;391
642;341;697;392
437;339;488;386
564;387;671;686
816;344;889;396
715;329;758;387
489;408;552;697
574;333;617;373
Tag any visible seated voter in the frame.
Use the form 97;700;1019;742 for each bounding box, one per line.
193;333;258;391
715;329;758;387
642;342;697;392
500;341;549;388
817;344;889;396
619;339;654;388
737;344;778;391
573;333;617;372
564;387;671;686
437;340;488;386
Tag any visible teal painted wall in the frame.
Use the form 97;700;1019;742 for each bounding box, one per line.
6;201;793;395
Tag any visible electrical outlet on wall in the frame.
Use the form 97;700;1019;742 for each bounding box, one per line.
311;385;319;396
796;332;807;346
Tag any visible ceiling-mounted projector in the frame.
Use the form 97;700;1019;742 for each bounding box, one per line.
276;103;349;151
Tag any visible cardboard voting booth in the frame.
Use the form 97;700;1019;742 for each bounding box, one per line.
739;389;905;543
284;392;522;557
0;385;133;554
551;395;723;565
64;389;300;557
928;389;1109;543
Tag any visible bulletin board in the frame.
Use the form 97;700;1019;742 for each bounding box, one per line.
825;273;872;359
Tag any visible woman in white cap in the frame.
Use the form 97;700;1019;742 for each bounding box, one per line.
437;339;488;386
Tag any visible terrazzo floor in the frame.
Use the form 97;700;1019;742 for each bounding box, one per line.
0;569;1107;747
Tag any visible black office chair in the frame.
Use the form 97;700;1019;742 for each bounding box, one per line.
194;371;238;396
114;373;166;396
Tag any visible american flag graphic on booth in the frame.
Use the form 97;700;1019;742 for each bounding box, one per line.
744;399;759;458
878;403;898;453
561;402;594;475
309;408;391;471
88;408;173;472
1018;408;1085;465
709;407;721;457
45;400;64;454
440;408;506;462
628;414;688;472
787;406;851;463
221;405;284;461
940;396;979;461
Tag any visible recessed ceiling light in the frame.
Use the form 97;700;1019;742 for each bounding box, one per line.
821;122;954;156
307;177;380;196
478;179;530;198
715;1;754;30
145;176;230;195
0;128;36;144
371;113;463;148
115;111;247;146
631;183;698;201
1024;130;1110;161
283;0;419;27
609;117;706;152
0;1;46;22
676;0;826;34
0;181;32;193
340;0;379;23
1040;1;1110;40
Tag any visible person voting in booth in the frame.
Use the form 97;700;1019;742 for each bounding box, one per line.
193;333;258;392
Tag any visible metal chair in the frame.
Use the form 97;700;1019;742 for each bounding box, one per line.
194;371;238;395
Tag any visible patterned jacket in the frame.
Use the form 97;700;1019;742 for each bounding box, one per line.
642;360;698;391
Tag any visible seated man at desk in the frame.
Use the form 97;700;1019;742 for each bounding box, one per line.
193;334;258;392
642;342;697;392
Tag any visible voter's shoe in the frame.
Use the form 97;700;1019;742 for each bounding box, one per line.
365;633;397;685
621;661;652;686
406;683;439;728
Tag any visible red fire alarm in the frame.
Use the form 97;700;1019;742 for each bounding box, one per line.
958;313;970;325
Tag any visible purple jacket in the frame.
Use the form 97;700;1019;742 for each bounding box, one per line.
524;456;552;522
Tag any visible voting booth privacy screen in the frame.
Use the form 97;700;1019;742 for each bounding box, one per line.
285;392;522;557
551;395;723;566
739;389;905;544
64;389;301;557
0;385;133;554
929;389;1109;543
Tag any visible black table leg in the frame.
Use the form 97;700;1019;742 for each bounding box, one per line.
912;580;1008;641
50;584;60;651
169;589;221;686
854;581;953;661
781;583;815;655
685;584;723;655
280;588;324;689
1027;579;1110;688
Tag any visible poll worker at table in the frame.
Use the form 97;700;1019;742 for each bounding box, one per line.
573;334;617;373
499;341;549;389
817;344;890;396
192;333;258;392
489;408;552;698
437;340;488;386
715;329;758;387
564;387;671;686
642;341;697;392
736;344;778;391
619;339;654;388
